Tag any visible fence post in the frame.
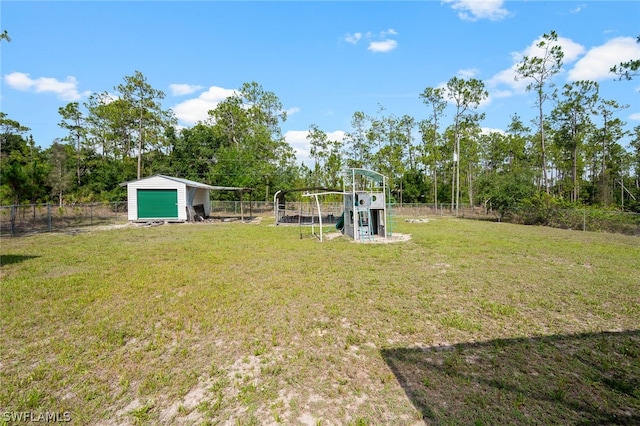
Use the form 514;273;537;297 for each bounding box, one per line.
583;210;586;232
48;203;52;231
10;205;16;236
90;204;93;225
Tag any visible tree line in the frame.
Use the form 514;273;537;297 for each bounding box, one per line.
1;32;639;215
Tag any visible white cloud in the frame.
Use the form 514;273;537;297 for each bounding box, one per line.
285;107;301;116
92;91;119;105
346;29;399;52
173;98;216;124
569;4;585;14
481;127;506;135
491;88;514;99
486;34;637;91
520;35;585;64
458;68;479;79
4;72;33;90
629;112;640;121
284;129;346;166
559;37;587;63
368;39;398;53
487;34;586;95
4;72;90;101
487;64;528;94
345;32;362;44
284;130;311;165
172;86;237;125
568;36;640;82
327;130;346;143
443;0;510;22
169;83;204;96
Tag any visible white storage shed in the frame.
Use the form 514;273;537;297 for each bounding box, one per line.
121;175;215;222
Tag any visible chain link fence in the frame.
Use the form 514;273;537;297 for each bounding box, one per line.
209;200;273;217
2;201;638;237
393;203;640;236
0;201;275;236
506;206;640;236
0;203;129;236
390;203;492;219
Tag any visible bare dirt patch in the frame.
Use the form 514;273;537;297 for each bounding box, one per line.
323;231;412;243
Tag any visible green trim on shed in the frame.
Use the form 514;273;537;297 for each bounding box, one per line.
137;189;178;219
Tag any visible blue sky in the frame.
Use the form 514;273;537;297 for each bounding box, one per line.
2;1;639;167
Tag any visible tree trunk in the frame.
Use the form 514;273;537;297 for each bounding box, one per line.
433;168;438;207
76;135;81;185
455;135;460;216
451;159;455;213
573;143;578;202
539;95;549;193
468;162;473;207
138;110;143;179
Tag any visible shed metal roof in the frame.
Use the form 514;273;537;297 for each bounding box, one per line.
120;174;252;191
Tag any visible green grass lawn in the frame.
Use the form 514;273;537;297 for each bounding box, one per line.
1;217;639;425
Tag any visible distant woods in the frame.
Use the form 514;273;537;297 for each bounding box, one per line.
2;33;640;214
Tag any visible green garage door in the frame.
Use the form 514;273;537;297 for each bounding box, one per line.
137;189;178;219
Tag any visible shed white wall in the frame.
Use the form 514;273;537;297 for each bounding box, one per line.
192;188;211;216
126;176;187;221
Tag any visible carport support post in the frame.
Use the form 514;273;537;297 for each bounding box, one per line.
314;194;323;242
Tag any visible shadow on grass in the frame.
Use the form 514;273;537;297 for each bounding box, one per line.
381;330;640;425
0;254;40;266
